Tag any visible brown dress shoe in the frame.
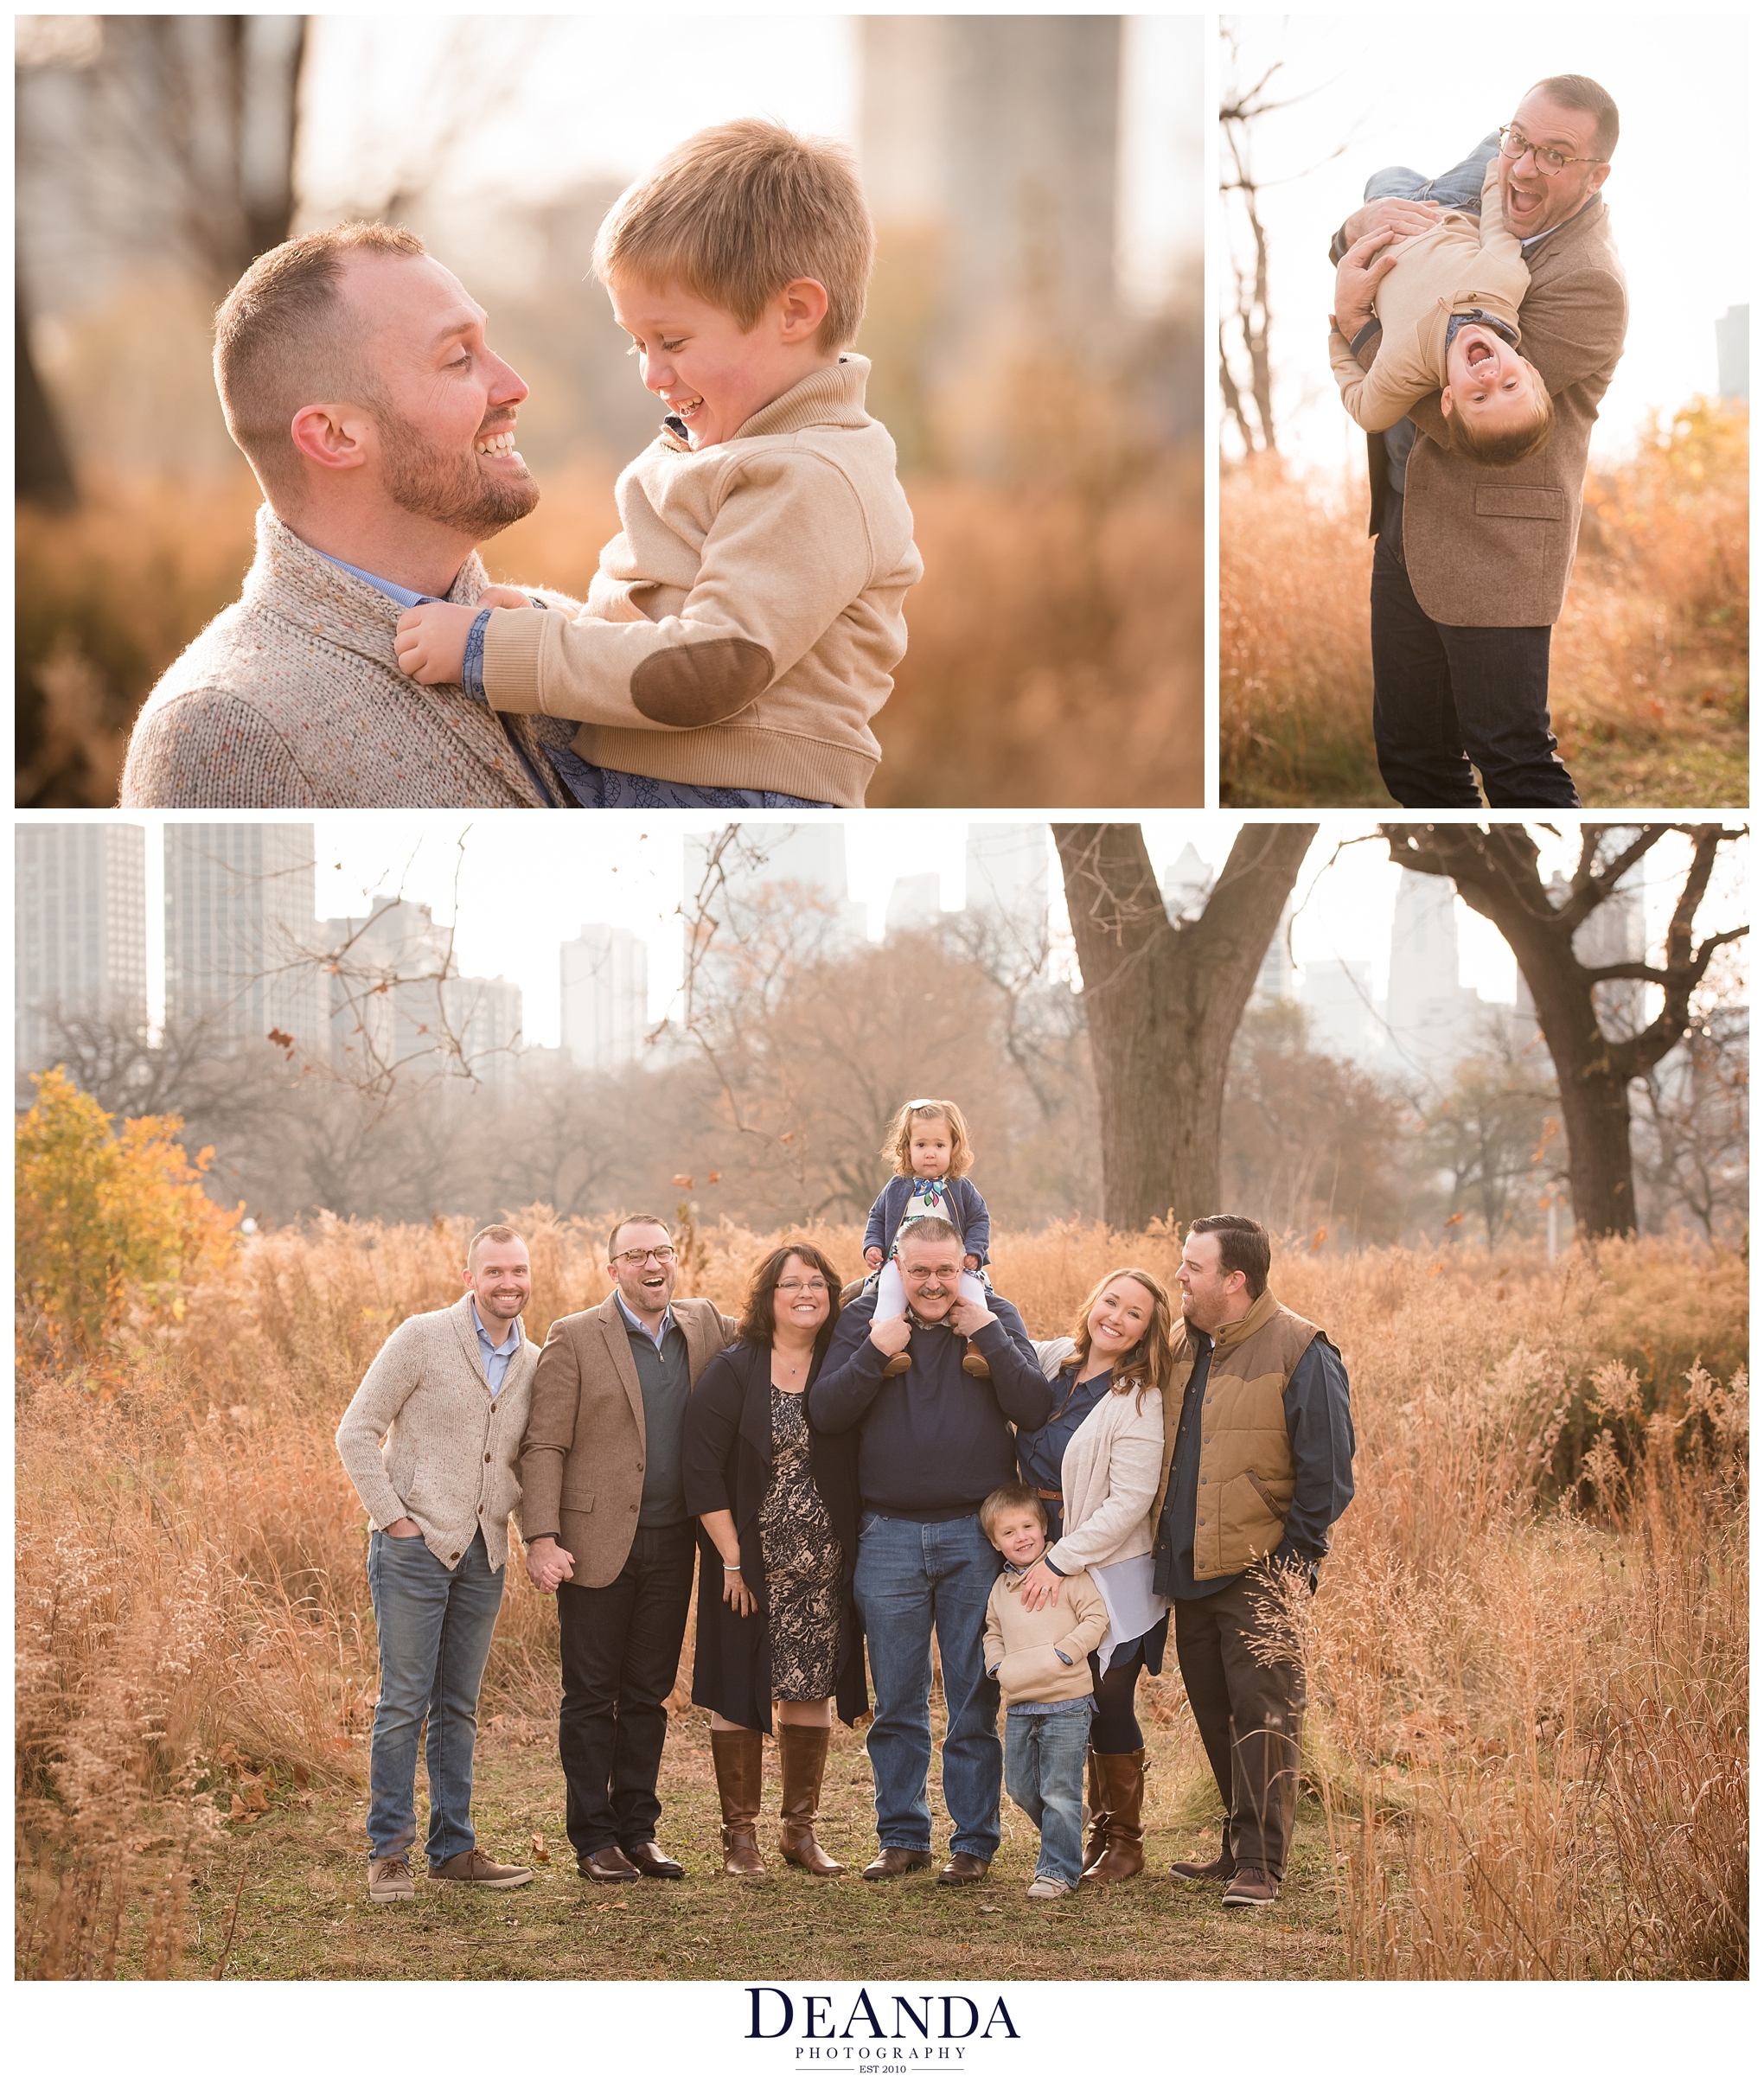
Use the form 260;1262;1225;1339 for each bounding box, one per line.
711;1727;770;1877
623;1840;685;1879
430;1848;532;1888
937;1853;992;1886
777;1723;844;1875
1222;1864;1281;1906
578;1845;641;1882
1169;1823;1234;1881
862;1847;933;1880
1080;1748;1146;1883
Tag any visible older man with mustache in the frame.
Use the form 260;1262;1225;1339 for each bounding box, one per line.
809;1216;1054;1887
1330;74;1627;808
121;221;578;806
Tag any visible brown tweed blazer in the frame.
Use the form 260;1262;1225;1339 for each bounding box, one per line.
517;1293;737;1588
118;505;578;807
1355;195;1627;627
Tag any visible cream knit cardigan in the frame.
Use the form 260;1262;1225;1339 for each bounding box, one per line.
335;1294;539;1572
120;506;578;808
1041;1369;1167;1577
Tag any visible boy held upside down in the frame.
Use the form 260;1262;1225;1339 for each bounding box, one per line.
393;119;922;810
1329;147;1554;467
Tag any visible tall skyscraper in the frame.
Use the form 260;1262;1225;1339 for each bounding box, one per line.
1385;871;1481;1076
163;823;323;1054
1160;842;1214;924
320;895;522;1089
966;825;1049;966
682;824;867;992
15;821;148;1085
1301;958;1381;1063
885;872;943;936
561;923;649;1072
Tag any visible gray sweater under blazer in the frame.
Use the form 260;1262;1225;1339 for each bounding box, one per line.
335;1293;539;1571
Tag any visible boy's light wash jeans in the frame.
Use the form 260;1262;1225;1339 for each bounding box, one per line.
854;1510;1002;1861
1362;130;1501;212
365;1525;504;1867
1004;1701;1094;1889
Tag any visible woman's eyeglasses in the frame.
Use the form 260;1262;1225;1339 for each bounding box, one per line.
776;1279;829;1294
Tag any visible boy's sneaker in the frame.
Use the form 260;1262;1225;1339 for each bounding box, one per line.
1222;1865;1280;1906
1026;1876;1071;1900
368;1855;414;1902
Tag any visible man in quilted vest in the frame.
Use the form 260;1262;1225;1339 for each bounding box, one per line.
1149;1216;1355;1907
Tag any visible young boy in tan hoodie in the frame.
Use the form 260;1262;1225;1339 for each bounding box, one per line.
981;1484;1110;1900
393;118;922;809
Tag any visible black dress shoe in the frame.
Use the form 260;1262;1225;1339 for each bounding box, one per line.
623;1840;685;1879
578;1845;641;1881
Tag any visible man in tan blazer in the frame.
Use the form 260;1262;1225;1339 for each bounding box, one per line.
335;1224;540;1903
520;1216;736;1881
1330;74;1627;808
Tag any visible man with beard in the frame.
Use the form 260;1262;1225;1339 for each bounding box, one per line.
121;221;577;806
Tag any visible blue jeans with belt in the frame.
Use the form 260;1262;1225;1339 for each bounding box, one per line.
365;1526;505;1866
854;1510;1003;1861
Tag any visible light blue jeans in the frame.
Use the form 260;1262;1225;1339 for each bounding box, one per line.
365;1526;505;1867
1363;131;1502;211
853;1510;1003;1860
1004;1703;1094;1888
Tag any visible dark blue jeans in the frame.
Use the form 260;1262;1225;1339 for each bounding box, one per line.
365;1526;506;1866
854;1510;1003;1861
1371;491;1582;808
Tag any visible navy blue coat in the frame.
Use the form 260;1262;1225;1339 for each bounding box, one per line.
862;1173;991;1265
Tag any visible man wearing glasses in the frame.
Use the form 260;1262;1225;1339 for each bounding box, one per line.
1329;75;1627;809
519;1216;736;1880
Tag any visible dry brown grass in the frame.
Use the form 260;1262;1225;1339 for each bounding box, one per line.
1222;404;1749;808
16;1216;1747;1977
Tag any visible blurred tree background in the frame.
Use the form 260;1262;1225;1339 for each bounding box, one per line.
15;14;1204;808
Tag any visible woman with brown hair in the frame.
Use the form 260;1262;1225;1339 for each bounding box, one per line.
683;1241;866;1877
1014;1266;1173;1882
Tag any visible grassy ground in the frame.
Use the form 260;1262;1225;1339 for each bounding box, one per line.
182;1712;1342;1983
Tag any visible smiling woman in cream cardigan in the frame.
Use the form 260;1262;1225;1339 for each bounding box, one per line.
1016;1267;1173;1883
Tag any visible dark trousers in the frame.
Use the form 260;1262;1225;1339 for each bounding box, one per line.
1173;1569;1305;1881
556;1521;695;1855
1371;491;1581;808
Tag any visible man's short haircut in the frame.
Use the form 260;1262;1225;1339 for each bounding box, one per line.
467;1223;526;1268
592;118;874;350
608;1213;673;1261
894;1215;962;1259
1528;74;1620;160
980;1482;1046;1541
879;1098;975;1179
1441;369;1557;466
1188;1216;1271;1301
213;220;426;497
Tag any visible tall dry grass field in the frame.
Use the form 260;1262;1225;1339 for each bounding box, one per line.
1222;403;1749;808
16;1207;1746;1978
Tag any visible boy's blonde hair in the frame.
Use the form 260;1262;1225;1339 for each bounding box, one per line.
980;1483;1046;1542
592;118;873;351
1442;365;1557;466
880;1099;975;1179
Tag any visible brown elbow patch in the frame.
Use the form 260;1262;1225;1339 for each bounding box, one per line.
630;639;773;726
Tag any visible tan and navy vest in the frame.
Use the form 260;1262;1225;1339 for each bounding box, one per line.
1150;1288;1326;1582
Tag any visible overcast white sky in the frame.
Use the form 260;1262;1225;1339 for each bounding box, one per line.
1219;12;1751;481
97;815;1743;1051
297;12;1202;315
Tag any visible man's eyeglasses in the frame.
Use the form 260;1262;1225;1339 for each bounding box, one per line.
776;1278;829;1294
1498;125;1601;176
614;1245;676;1266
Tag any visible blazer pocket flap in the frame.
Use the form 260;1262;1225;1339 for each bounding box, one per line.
560;1493;595;1516
1473;485;1566;522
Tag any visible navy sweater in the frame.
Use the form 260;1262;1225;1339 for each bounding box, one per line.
862;1174;991;1266
808;1289;1052;1519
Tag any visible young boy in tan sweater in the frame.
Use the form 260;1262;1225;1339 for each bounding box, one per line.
393;118;922;808
981;1484;1110;1900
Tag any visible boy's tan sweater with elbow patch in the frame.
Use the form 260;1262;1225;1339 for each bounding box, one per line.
480;354;921;808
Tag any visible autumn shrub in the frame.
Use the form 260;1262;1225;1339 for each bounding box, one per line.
15;1214;1747;1976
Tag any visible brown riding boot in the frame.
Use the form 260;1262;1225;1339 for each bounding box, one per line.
777;1722;844;1875
711;1728;770;1878
1082;1748;1109;1872
1080;1748;1147;1882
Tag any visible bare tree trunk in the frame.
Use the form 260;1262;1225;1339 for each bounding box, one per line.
15;278;77;508
1382;823;1748;1239
1054;821;1316;1228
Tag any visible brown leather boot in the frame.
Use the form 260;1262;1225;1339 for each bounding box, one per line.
1080;1748;1147;1882
777;1722;844;1875
710;1728;769;1878
1082;1747;1109;1871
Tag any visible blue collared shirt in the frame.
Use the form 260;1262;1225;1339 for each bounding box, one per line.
471;1301;522;1395
616;1288;678;1351
311;548;446;611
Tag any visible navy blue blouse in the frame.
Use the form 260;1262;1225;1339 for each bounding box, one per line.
1015;1364;1114;1542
